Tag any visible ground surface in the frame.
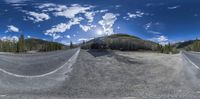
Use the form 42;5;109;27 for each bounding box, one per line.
0;49;78;76
0;49;200;99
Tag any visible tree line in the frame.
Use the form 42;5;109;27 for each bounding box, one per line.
0;34;66;53
0;35;24;52
185;39;200;52
81;38;179;54
156;43;178;54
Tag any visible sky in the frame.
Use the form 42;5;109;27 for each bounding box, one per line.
0;0;200;45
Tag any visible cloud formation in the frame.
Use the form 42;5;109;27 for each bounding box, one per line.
38;3;101;39
1;36;19;42
78;38;93;42
24;11;50;23
124;10;145;20
4;0;28;3
151;35;169;45
144;22;163;35
53;4;92;19
6;25;19;33
45;17;83;40
99;13;119;35
168;5;180;10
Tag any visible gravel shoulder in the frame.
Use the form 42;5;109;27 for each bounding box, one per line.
44;50;199;99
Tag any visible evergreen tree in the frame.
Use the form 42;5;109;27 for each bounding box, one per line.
70;41;73;48
18;34;25;52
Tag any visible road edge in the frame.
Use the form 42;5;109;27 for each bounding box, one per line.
182;52;200;70
0;48;80;78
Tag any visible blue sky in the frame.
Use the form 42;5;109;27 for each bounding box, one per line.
0;0;200;45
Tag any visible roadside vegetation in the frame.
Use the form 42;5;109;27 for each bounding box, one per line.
157;43;179;54
81;34;179;54
175;38;200;52
0;34;67;53
185;39;200;52
81;34;158;51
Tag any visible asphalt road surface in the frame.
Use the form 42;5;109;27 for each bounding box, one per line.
0;49;78;76
2;50;200;99
182;51;200;70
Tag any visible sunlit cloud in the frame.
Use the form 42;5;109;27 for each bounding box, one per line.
168;5;181;10
0;36;19;42
23;11;50;23
150;35;169;45
6;25;19;33
98;13;119;35
4;0;29;3
123;10;145;20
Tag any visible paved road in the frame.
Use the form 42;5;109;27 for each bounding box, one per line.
182;51;200;70
0;48;78;76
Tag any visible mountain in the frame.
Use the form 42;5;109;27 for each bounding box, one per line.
81;33;158;51
174;40;194;49
174;39;200;51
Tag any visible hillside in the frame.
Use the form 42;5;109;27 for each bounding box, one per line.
175;39;200;51
25;38;67;52
81;34;158;51
0;38;67;52
174;40;195;49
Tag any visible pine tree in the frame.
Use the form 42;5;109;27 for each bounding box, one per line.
70;41;73;48
18;34;25;52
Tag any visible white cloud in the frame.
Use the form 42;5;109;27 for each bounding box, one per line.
4;0;28;3
78;38;93;42
84;11;95;23
66;35;71;39
79;25;90;32
115;5;121;8
39;3;110;40
52;35;61;40
40;3;99;37
147;30;161;35
24;11;50;23
46;23;70;34
6;25;19;33
38;3;57;9
146;3;164;7
53;4;92;19
127;13;137;18
45;17;83;34
98;9;108;13
157;35;168;42
40;3;96;23
144;22;152;30
124;11;145;20
45;17;83;39
98;13;119;36
79;24;96;32
39;3;68;12
168;5;180;10
150;35;169;45
1;36;19;42
144;22;163;35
